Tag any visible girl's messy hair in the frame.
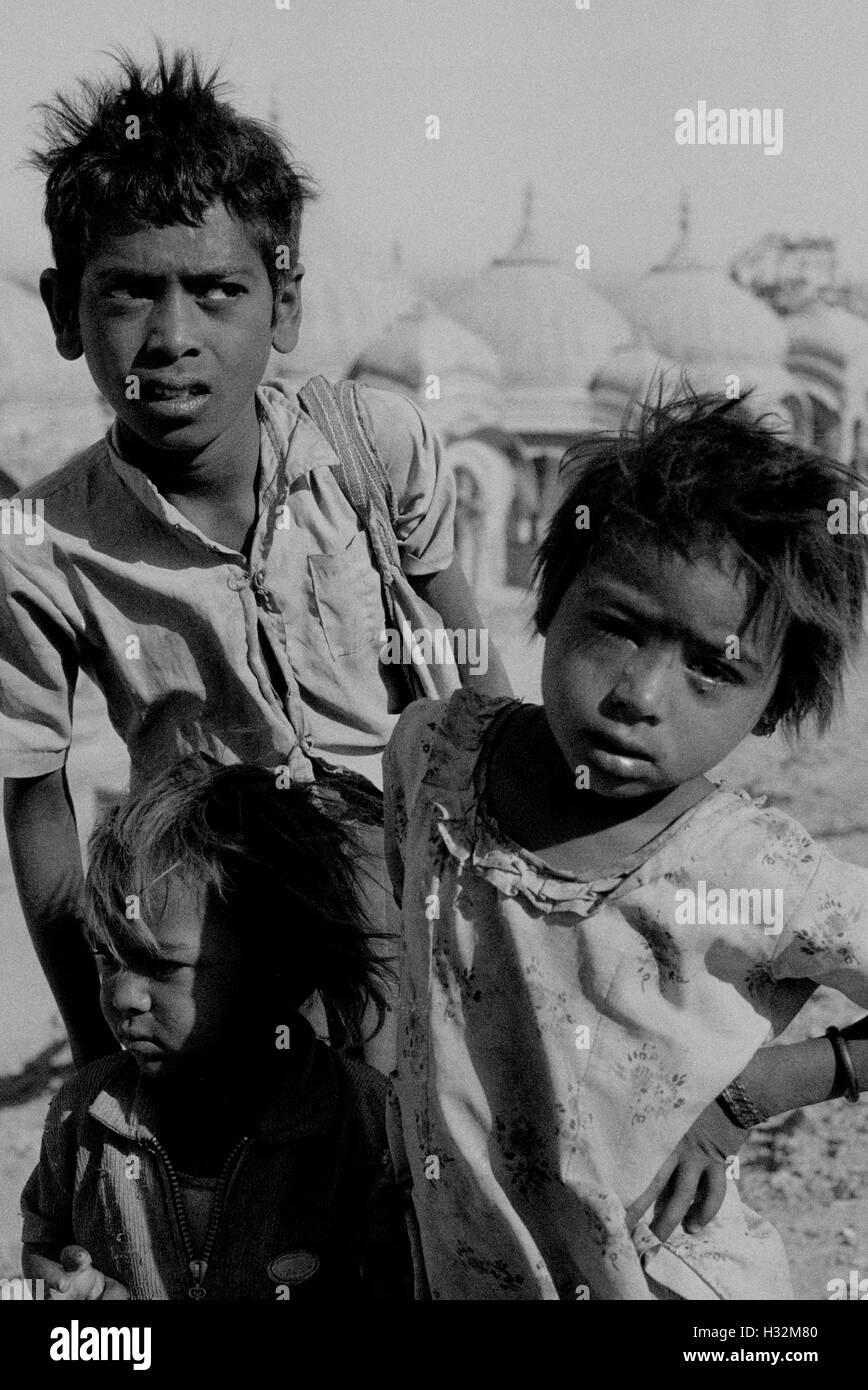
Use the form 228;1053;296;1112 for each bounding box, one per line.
84;757;392;1051
533;386;868;737
29;44;317;294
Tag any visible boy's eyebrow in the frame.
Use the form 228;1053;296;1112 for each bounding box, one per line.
583;583;767;672
93;265;252;284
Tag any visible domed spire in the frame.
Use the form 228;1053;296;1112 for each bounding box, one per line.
655;189;704;271
266;91;282;133
495;182;553;265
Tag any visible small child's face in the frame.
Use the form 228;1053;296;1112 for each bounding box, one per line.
62;201;299;455
96;877;254;1077
541;540;784;798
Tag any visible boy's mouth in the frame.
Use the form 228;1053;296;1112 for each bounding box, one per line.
136;379;211;420
140;379;210;401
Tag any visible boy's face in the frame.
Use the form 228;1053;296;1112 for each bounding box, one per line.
96;876;262;1077
541;539;784;799
41;202;301;455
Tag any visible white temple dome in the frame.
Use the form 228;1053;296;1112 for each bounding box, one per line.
439;186;631;392
590;334;678;429
351;301;502;437
786;302;868;368
619;198;789;367
351;302;500;392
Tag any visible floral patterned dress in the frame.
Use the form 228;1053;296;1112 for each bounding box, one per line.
382;690;868;1301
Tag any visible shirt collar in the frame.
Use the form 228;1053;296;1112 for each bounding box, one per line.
105;383;342;553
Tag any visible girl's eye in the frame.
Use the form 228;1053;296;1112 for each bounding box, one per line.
149;960;187;980
688;658;741;690
588;614;635;639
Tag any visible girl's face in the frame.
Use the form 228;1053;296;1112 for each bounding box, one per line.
540;539;784;799
96;877;261;1077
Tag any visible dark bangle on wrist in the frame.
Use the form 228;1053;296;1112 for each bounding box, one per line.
716;1078;768;1129
826;1026;860;1103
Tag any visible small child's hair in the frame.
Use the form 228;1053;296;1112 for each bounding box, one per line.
84;757;392;1050
534;386;868;736
29;44;317;294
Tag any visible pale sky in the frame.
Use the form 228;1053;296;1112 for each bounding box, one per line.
2;0;866;293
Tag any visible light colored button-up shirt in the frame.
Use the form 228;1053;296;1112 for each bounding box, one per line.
0;381;455;790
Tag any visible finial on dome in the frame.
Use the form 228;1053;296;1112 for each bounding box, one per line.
655;188;700;271
520;182;534;240
267;92;282;133
497;181;550;264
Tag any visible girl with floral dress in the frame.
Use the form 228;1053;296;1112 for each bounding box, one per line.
383;392;868;1300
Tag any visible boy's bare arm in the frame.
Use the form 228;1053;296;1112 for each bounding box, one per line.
409;557;513;697
4;770;115;1066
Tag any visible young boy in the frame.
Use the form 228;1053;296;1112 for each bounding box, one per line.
22;758;420;1300
0;47;509;1066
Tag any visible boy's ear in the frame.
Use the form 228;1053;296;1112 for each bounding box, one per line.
39;270;83;361
271;263;304;355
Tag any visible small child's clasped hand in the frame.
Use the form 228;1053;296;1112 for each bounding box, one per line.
30;1245;130;1301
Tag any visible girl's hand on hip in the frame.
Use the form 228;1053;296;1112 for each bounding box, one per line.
625;1101;749;1244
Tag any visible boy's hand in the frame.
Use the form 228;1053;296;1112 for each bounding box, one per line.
32;1245;130;1300
625;1100;749;1243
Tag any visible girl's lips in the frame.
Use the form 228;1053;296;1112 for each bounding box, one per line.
587;732;654;762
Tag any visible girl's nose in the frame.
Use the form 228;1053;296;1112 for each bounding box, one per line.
107;968;151;1016
608;644;672;720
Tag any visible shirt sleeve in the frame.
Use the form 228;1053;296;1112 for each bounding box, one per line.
20;1093;76;1248
355;386;456;578
769;845;868;1007
0;547;79;777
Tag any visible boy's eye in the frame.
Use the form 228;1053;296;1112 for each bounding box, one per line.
107;283;151;301
198;283;244;301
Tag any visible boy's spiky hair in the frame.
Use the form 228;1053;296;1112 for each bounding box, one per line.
29;45;317;294
534;387;868;737
84;757;392;1051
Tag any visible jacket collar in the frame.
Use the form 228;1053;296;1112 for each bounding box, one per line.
88;1015;344;1146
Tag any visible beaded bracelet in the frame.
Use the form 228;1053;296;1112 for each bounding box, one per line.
825;1026;861;1104
716;1077;769;1129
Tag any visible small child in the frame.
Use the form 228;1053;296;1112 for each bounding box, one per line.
21;758;418;1300
384;391;868;1300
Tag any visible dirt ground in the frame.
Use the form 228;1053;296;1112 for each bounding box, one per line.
1;584;867;1299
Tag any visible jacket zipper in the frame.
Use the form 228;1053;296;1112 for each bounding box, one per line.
145;1135;251;1299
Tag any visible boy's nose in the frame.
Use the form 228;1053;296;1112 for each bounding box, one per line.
144;288;198;358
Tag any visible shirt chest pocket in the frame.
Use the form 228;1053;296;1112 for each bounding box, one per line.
307;527;386;658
